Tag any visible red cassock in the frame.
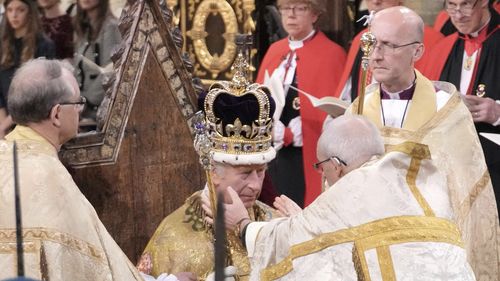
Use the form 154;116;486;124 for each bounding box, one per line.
334;26;443;99
434;4;500;35
433;10;450;34
257;31;346;206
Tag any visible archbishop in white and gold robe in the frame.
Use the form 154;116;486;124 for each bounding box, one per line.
246;142;475;281
348;71;499;280
0;126;146;280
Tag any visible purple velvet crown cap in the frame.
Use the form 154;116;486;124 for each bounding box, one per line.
197;90;276;138
194;52;277;165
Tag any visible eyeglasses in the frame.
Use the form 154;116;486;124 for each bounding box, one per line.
445;0;479;16
312;156;347;172
279;5;310;16
59;96;87;112
370;41;421;56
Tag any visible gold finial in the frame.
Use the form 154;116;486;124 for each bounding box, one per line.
230;52;250;94
357;31;376;115
360;32;376;70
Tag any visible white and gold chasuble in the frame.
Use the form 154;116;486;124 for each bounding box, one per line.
349;71;499;280
0;126;145;280
247;142;475;281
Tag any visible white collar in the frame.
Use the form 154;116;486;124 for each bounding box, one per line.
469;17;491;37
288;29;316;50
382;82;415;100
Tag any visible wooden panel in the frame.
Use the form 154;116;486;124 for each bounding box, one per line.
61;0;206;261
71;49;203;261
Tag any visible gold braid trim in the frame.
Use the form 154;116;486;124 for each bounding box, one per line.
352;241;370;281
376;246;396;281
406;157;435;217
387;142;435;216
0;227;106;263
380;94;462;143
457;170;491;226
260;216;463;281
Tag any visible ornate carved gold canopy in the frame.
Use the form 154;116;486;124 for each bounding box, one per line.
168;0;256;83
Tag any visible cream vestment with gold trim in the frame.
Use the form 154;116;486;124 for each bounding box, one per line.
247;142;475;280
348;71;500;280
0;126;145;280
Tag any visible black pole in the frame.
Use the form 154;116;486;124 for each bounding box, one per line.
13;142;24;277
214;192;226;281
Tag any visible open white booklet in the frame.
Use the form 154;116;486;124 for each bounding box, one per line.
299;90;349;117
263;70;285;120
263;70;348;118
480;133;500;146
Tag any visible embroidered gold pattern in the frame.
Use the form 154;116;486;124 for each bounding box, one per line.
387;142;435;216
0;228;106;263
457;170;491;226
352;241;370;281
183;191;271;279
381;94;462;143
260;216;463;281
376;246;396;281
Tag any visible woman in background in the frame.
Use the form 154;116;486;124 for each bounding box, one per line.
38;0;74;60
257;0;346;207
73;0;121;125
0;0;55;137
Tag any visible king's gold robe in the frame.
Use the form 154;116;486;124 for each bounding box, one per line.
349;71;500;280
0;126;145;280
140;190;278;280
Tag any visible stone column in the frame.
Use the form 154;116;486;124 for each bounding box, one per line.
404;0;445;26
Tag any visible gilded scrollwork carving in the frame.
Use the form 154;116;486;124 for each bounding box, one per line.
186;0;238;79
179;0;256;83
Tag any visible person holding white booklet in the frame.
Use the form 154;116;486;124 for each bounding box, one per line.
257;0;346;207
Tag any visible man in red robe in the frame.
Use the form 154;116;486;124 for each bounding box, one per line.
257;0;346;206
422;0;500;215
434;0;500;36
335;1;443;102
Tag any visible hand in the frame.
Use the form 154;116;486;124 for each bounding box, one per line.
273;195;302;217
205;266;238;281
288;116;302;146
173;272;197;281
463;95;500;124
202;187;250;231
222;187;250;231
0;114;14;139
137;252;153;274
272;120;285;150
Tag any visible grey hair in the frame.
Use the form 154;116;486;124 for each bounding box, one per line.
211;161;228;177
317;115;384;171
8;59;75;125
